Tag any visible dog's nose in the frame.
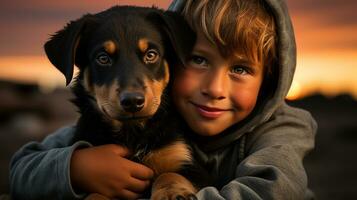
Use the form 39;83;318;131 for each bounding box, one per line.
120;92;145;113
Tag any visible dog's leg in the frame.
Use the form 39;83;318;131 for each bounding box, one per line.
151;172;197;200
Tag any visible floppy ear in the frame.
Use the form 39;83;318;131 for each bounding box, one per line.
44;14;94;85
149;11;196;65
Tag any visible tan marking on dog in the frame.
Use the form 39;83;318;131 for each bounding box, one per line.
163;60;170;85
82;68;93;94
93;80;122;129
140;63;169;117
151;172;197;200
143;141;192;176
103;40;116;54
143;78;167;116
138;38;149;53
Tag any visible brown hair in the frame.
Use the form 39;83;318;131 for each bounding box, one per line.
182;0;277;74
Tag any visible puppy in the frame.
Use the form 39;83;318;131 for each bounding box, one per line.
44;5;202;200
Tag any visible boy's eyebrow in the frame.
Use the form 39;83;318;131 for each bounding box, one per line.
191;45;213;56
231;54;257;67
231;55;250;63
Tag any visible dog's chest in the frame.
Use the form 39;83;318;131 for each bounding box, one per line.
75;118;192;176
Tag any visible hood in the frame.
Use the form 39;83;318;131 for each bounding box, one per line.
169;0;297;151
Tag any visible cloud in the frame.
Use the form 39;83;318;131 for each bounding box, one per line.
0;1;170;56
286;0;357;51
287;0;357;27
0;0;170;22
288;0;357;12
1;0;356;55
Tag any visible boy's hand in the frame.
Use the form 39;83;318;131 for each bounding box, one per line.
70;144;154;199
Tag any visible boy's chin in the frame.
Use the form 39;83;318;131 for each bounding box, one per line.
189;122;226;137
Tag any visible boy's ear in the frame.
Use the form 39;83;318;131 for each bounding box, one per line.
44;14;96;85
148;11;196;65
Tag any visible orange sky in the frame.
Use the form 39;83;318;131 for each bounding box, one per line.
0;0;356;99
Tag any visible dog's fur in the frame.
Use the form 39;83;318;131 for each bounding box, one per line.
44;5;206;200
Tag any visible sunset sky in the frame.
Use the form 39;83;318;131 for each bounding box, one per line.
0;0;356;99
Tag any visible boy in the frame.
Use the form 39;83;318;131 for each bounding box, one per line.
9;0;316;199
169;0;317;199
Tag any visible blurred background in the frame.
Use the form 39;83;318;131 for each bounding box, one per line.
0;0;356;199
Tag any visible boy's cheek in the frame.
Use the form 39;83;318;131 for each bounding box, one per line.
173;68;200;95
231;89;259;115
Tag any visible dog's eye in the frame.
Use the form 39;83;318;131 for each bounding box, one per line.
96;52;112;66
144;49;159;64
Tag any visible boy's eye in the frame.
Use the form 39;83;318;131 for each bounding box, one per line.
96;52;112;66
190;55;208;67
231;65;248;75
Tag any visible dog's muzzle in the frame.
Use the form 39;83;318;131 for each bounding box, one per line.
120;91;145;113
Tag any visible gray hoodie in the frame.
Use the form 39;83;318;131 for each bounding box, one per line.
9;0;316;199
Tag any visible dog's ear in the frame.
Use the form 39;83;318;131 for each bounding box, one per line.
44;14;96;85
148;11;196;65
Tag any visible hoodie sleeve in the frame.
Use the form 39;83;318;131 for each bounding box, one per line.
9;126;92;200
196;104;317;200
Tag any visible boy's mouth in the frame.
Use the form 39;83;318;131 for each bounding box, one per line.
190;102;229;119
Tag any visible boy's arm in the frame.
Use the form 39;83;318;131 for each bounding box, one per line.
196;105;317;200
9;126;92;200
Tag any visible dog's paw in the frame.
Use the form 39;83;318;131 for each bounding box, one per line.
152;187;197;200
151;172;197;200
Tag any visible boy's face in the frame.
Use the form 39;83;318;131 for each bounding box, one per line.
173;32;264;136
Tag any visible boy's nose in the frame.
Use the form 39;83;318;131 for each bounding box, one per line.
201;71;226;100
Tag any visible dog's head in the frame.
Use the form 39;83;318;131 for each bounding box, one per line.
44;6;195;127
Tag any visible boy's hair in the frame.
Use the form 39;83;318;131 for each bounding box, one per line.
182;0;277;75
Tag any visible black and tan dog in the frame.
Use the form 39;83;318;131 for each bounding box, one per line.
45;5;202;200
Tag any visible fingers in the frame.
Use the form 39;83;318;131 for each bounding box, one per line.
111;149;154;179
85;193;110;200
106;144;131;157
116;189;142;200
104;144;154;179
129;162;154;180
109;177;150;199
126;177;151;193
